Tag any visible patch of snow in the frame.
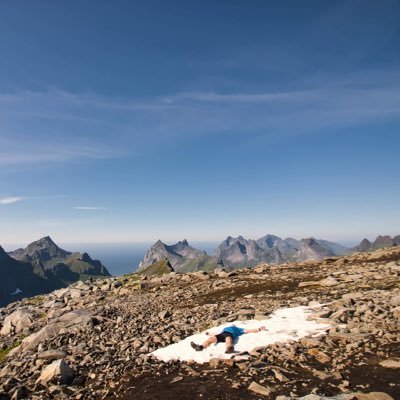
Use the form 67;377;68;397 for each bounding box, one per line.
151;305;330;364
11;288;23;295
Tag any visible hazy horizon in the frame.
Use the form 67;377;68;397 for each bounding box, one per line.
2;235;381;252
2;237;365;277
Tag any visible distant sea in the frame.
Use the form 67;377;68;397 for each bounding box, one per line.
61;242;219;277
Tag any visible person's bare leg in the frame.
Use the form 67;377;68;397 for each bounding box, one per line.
191;335;217;351
202;336;217;348
225;336;234;353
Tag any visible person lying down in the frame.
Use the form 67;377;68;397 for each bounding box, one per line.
191;324;266;354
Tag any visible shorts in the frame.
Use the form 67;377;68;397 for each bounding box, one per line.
215;331;234;343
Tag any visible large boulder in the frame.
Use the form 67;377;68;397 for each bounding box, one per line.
54;310;92;327
18;310;92;353
36;359;74;385
1;309;35;336
20;324;62;352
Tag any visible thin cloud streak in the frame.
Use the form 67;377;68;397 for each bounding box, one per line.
74;206;107;211
0;196;24;205
163;90;319;103
1;70;400;168
0;143;125;167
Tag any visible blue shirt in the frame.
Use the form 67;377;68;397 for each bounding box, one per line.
222;325;245;339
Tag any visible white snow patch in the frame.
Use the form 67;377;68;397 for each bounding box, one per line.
151;305;330;364
11;288;23;295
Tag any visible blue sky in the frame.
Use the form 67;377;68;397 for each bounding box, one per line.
0;0;399;246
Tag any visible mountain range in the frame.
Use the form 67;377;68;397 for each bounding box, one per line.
139;233;400;272
0;236;110;306
2;233;399;305
350;234;400;253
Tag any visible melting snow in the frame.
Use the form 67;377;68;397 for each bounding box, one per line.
11;288;23;295
151;305;330;364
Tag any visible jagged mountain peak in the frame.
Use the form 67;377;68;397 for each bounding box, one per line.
25;236;68;253
352;234;400;253
8;237;110;278
301;237;318;245
297;237;334;261
0;245;9;261
256;234;281;249
139;239;213;272
38;235;55;244
30;236;58;248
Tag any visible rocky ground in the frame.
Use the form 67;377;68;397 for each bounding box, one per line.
0;246;399;399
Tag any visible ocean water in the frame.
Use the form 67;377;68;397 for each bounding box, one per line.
64;242;219;276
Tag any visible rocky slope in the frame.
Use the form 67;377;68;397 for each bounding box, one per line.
0;246;399;399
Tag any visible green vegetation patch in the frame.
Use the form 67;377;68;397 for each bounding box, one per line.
135;259;174;276
27;294;45;306
0;341;21;363
179;255;220;273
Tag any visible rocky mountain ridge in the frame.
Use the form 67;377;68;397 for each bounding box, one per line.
139;239;219;272
0;245;399;399
141;234;399;272
0;246;55;307
351;235;400;253
0;237;110;306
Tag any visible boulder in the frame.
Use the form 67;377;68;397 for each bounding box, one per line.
351;393;394;400
69;289;82;299
21;324;62;352
319;277;340;287
1;309;35;335
37;350;67;360
248;381;271;396
158;310;172;319
299;281;320;288
390;295;400;307
379;359;400;368
20;310;92;352
307;348;331;364
392;306;400;319
53;288;70;299
54;310;92;328
342;292;363;304
36;359;74;385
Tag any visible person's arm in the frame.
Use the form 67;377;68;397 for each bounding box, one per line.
244;326;266;334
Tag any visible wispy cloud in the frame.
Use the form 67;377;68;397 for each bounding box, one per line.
0;142;125;167
0;196;25;205
163;90;318;103
1;69;400;168
74;206;107;211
